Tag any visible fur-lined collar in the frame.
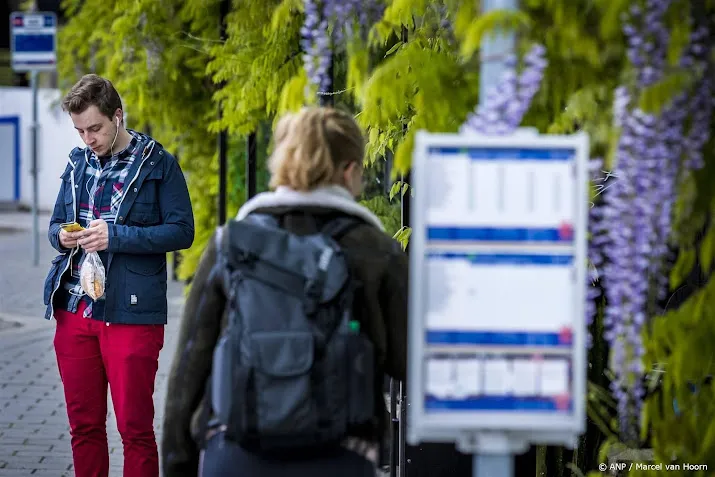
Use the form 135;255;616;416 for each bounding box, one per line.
236;185;385;231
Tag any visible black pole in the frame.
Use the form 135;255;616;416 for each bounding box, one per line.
390;377;399;477
399;172;410;477
217;0;230;225
218;131;228;224
389;25;410;477
246;131;257;200
172;151;181;281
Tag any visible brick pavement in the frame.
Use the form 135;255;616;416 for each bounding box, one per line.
0;212;186;476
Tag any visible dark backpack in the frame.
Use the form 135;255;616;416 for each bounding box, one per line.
209;213;375;454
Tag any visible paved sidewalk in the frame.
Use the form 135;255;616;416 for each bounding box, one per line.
0;212;187;476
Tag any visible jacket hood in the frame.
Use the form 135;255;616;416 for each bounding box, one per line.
236;185;385;231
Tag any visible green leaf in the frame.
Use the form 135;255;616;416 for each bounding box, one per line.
459;9;533;59
278;70;309;115
638;71;695;114
384;41;404;58
393;226;412;250
389;181;402;201
700;225;715;275
670;247;696;290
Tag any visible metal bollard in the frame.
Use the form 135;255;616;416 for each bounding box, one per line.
389;378;408;477
390;378;399;477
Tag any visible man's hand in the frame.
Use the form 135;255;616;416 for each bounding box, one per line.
59;229;81;249
79;219;109;253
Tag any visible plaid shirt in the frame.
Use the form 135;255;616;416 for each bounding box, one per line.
59;131;145;318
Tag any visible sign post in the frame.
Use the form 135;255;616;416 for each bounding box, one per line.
10;11;57;267
407;130;589;476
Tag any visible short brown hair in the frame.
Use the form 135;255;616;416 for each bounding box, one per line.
268;107;365;191
62;74;123;120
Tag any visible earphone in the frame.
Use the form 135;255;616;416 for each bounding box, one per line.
110;115;120;156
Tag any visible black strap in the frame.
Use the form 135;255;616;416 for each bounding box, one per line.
321;216;362;242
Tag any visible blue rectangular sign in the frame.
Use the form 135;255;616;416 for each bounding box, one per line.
10;12;58;72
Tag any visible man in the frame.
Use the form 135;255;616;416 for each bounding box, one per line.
42;74;194;477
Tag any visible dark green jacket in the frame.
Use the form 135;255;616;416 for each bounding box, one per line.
161;205;408;477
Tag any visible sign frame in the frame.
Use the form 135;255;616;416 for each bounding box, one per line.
406;130;590;454
10;11;58;73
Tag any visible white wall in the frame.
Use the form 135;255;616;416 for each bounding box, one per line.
0;86;85;211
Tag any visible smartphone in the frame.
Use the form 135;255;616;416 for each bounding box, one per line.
60;222;85;232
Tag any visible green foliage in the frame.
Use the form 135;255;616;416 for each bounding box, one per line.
360;195;401;238
359;37;478;175
639;275;715;474
207;0;303;135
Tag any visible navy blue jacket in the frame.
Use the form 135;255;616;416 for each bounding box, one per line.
43;139;194;325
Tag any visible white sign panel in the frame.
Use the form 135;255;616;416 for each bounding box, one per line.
10;12;58;72
407;130;589;452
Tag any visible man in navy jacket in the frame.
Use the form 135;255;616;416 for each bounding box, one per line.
43;74;194;477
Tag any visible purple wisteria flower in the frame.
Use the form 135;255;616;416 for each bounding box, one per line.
301;0;384;98
301;0;332;94
590;0;713;445
460;44;548;135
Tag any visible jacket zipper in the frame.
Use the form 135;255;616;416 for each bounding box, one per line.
100;140;156;326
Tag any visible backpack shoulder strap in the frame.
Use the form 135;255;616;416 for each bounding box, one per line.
320;216;364;242
243;213;280;229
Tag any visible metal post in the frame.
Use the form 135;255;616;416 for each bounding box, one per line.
389;378;399;477
479;0;518;108
218;130;228;224
398;172;410;477
172;151;181;281
30;70;39;266
476;1;517;476
246;132;257;200
397;22;411;477
476;454;514;477
217;0;230;225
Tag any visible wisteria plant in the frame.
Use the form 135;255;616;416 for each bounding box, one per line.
589;0;714;453
301;0;384;101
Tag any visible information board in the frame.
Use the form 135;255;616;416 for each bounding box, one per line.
10;12;58;72
407;130;589;452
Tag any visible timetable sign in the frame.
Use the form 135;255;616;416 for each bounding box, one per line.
407;131;589;444
10;12;58;72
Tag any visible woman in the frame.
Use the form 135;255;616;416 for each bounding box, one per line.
161;106;408;477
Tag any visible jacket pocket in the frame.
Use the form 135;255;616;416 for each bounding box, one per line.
43;255;66;306
122;255;167;313
127;202;161;226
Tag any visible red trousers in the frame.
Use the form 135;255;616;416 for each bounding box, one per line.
53;301;164;477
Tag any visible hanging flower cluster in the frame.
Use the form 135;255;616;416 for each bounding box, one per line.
301;0;332;94
589;0;713;444
301;0;384;97
460;44;548;135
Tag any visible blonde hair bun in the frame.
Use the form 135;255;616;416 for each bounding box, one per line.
268;107;365;191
